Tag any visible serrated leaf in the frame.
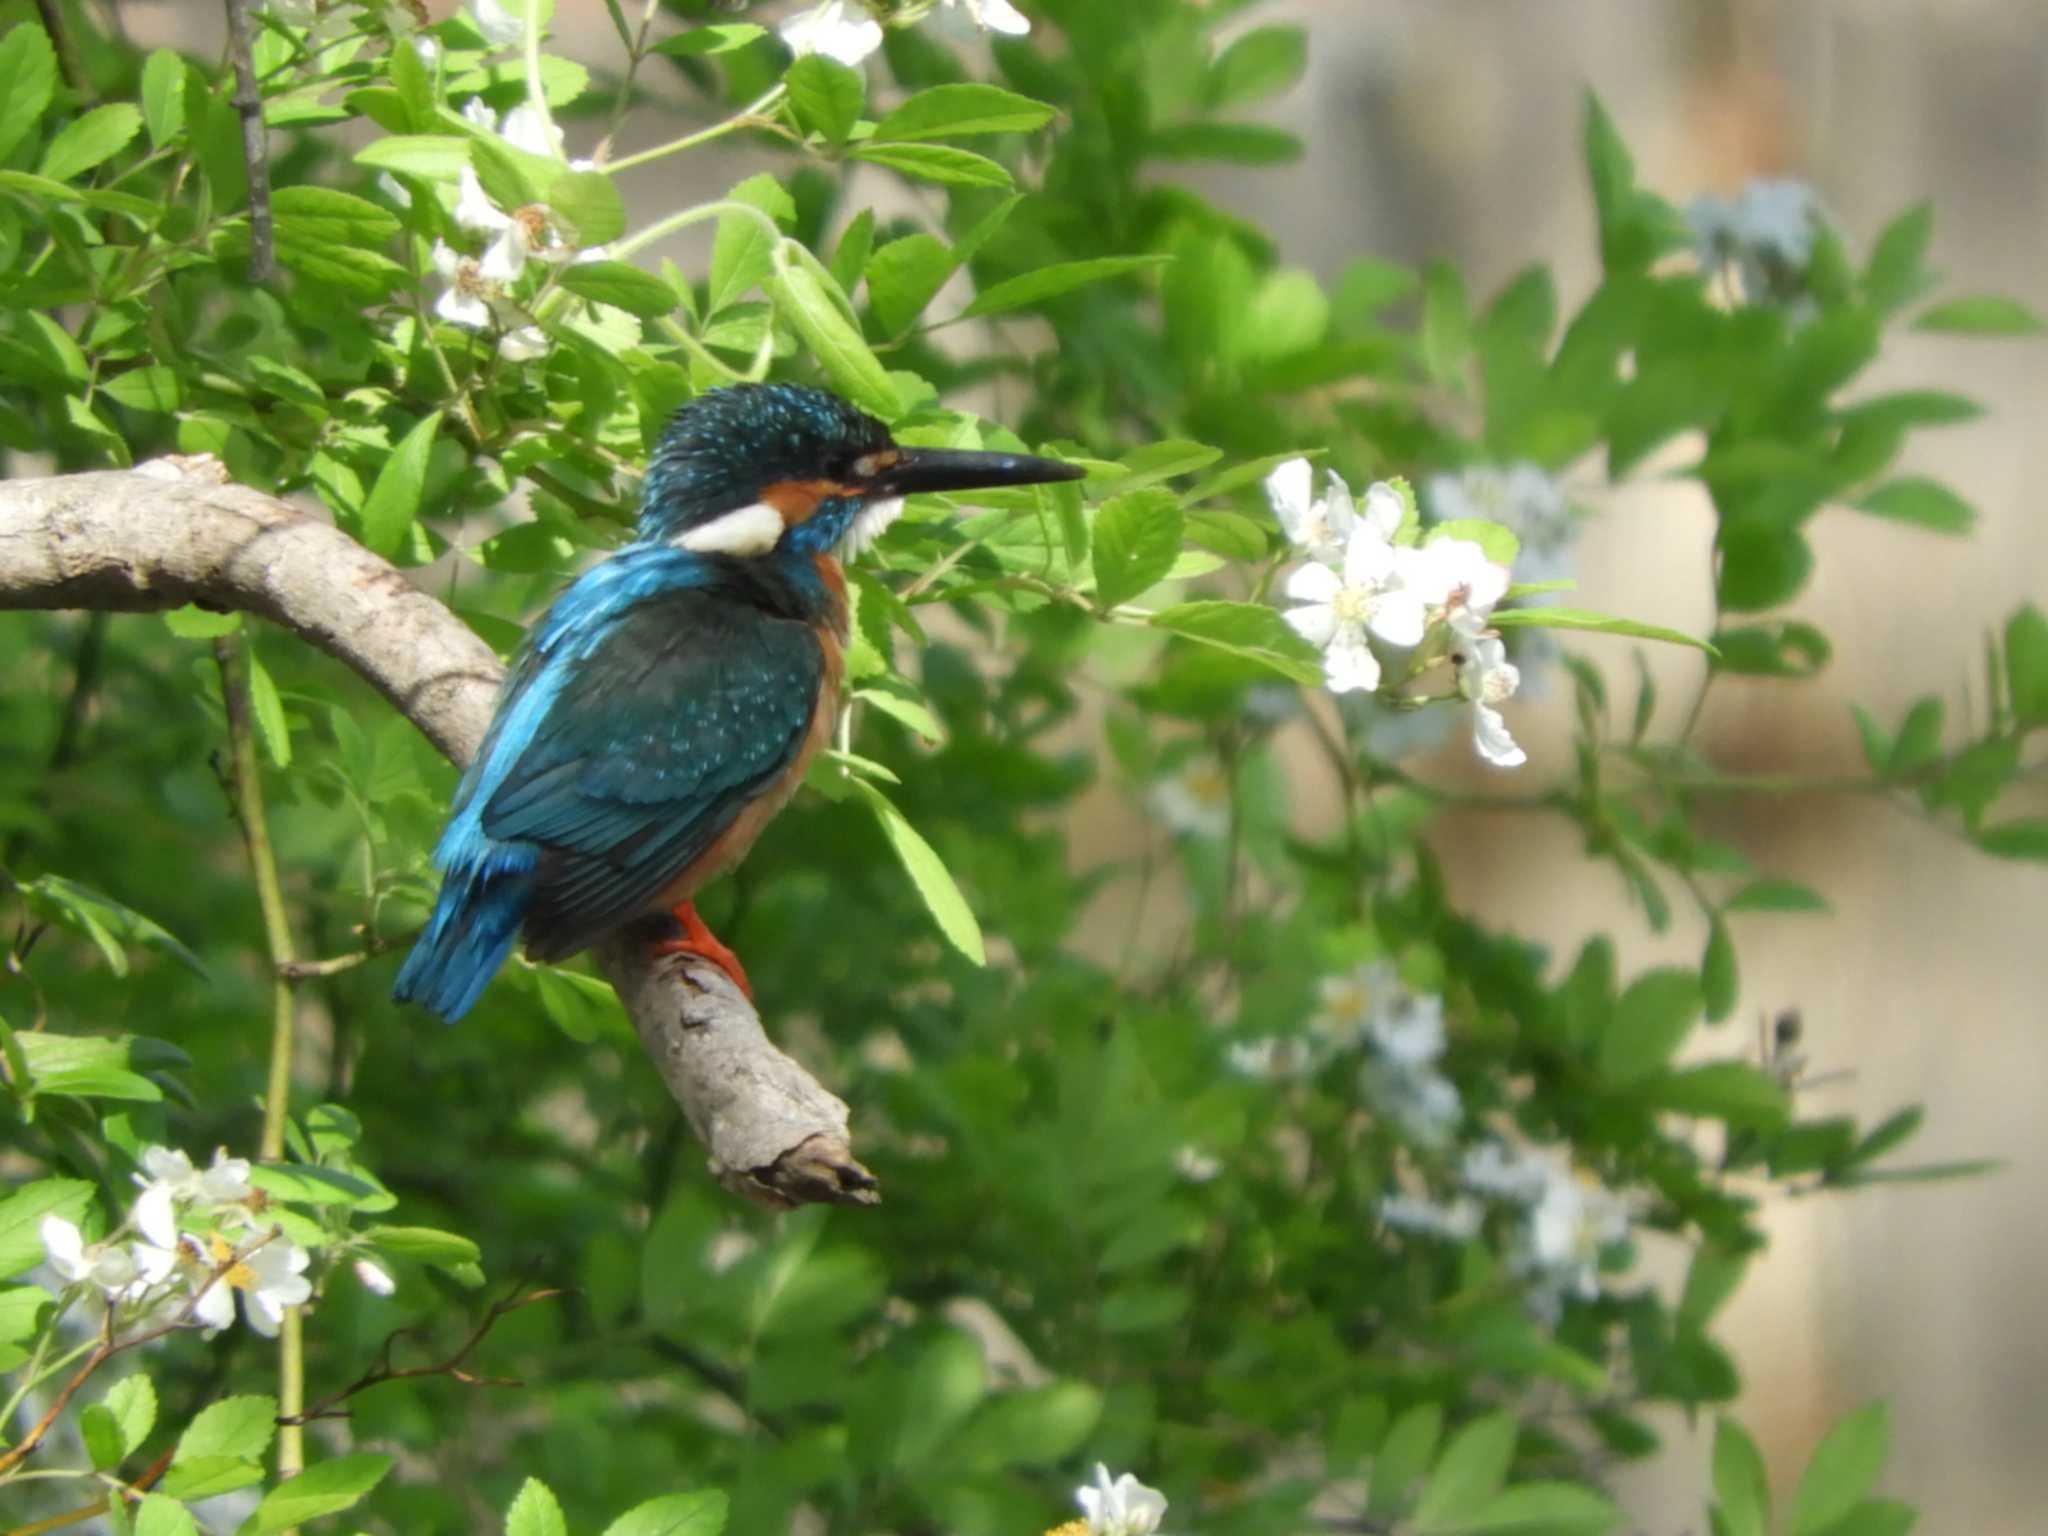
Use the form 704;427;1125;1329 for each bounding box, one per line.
252;1453;394;1532
874;82;1054;140
359;410;441;558
82;1403;127;1469
852;141;1013;189
855;686;944;743
133;1493;199;1536
159;1455;264;1501
786;54;864;145
1913;295;2043;335
866;232;954;338
559;260;680;318
104;1373;157;1456
141;50;188;149
1092;489;1183;608
600;1489;728;1536
246;648;292;769
507;1478;569;1536
959;255;1169;320
175;1395;278;1464
708;205;778;312
1788;1404;1887;1536
1855;477;1973;534
354;133;472;181
549;169;626;245
1149;601;1322;685
765;250;898;418
1491;606;1716;653
0;1179;94;1278
39;103;143;183
852;781;982;964
0;24;58;165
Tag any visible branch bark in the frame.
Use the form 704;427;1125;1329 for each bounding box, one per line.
0;459;878;1210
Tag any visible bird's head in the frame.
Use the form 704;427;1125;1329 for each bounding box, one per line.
637;383;1084;561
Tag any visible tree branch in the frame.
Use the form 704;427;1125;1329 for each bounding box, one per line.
0;459;879;1210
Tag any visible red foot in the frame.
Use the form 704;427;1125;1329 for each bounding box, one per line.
648;900;753;1000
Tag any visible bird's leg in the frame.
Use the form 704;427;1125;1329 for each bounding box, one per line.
648;899;753;1000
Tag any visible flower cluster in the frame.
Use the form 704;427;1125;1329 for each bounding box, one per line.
780;0;1031;66
36;1145;343;1338
1381;1139;1634;1321
1266;459;1527;767
1686;177;1824;307
1069;1464;1167;1536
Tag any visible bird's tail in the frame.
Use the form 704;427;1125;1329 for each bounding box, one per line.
392;844;538;1023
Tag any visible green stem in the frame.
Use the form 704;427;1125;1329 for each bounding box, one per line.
210;637;306;1488
606;197;784;264
601;85;788;175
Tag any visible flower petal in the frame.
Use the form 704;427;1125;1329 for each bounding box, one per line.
1370;590;1428;649
1362;481;1405;539
1323;638;1381;694
1284;560;1342;604
1472;703;1527;767
1342;524;1396;587
133;1184;178;1250
1283;602;1338;649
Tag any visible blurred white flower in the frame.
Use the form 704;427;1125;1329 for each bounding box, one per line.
780;1;885;65
1366;1062;1462;1145
1076;1464;1168;1536
1366;989;1447;1070
1450;611;1526;768
1147;758;1231;840
1428;464;1574;589
1283;519;1430;694
1173;1145;1221;1183
352;1257;397;1296
472;0;524;48
942;0;1031;34
1306;962;1383;1046
1379;1192;1482;1241
1519;1163;1631;1318
432;241;495;329
413;34;442;69
1227;1036;1319;1080
499;324;549;362
1688;178;1823;304
132;1145;252;1248
41;1215;141;1298
460;97;497;133
500;103;560;160
1459;1140;1551;1202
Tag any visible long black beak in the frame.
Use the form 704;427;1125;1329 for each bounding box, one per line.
867;446;1085;498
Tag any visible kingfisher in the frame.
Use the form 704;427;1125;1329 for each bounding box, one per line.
393;382;1084;1021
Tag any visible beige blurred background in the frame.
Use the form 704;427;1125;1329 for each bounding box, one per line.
128;0;2048;1527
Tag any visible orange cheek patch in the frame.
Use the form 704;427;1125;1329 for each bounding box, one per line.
760;479;859;527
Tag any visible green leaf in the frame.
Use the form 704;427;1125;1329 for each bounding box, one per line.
1367;1403;1444;1517
1207;24;1309;109
1639;1063;1789;1129
850;142;1013;189
1428;519;1519;567
175;1395;278;1464
786;54;864;146
1092;489;1183;608
1413;1412;1517;1529
1713;1420;1772;1536
1710;621;1831;678
246;648;292;769
0;24;58;165
1463;1482;1620;1535
163;604;243;639
1887;697;1944;779
2008;605;2048;726
855;685;944;743
14;1031;163;1101
559;260;680;318
549;169;626;245
601;1490;729;1536
952;1381;1102;1470
1148;121;1302;163
247;1161;393;1209
0;1285;51;1353
1421;259;1472;388
1490;607;1715;653
269;185;405;295
1913;295;2043;335
82;1401;128;1469
471;133;547;214
1149;601;1322;686
134;1494;199;1536
39;103;143;183
101;365;182;413
1975;818;2048;861
708;205;778;313
252;1453;394;1532
1862;202;1933;312
507;1478;569;1536
141;50;188;149
359;410;442;559
873;83;1054;140
851;781;982;964
1725;879;1829;913
158;1455;264;1501
828;207;874;293
1679;1246;1751;1330
1701;915;1737;1023
653;22;767;57
1788;1404;1888;1536
959;255;1169;321
765;250;898;418
19;874;206;978
364;1224;482;1270
353;133;472;181
104;1372;158;1457
866;233;954;338
0;1178;93;1278
1598;968;1702;1085
1855;477;1973;535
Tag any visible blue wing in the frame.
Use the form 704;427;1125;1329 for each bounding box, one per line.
394;548;823;1019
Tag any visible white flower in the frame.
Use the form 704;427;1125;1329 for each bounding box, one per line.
1148;758;1231;840
941;0;1031;33
1306;962;1382;1046
1380;1192;1482;1241
376;171;413;209
353;1258;397;1296
453;167;508;238
1265;457;1386;566
1450;612;1525;768
432;241;494;329
472;0;524;48
1365;990;1446;1070
1518;1163;1631;1317
780;1;885;65
1076;1464;1168;1536
237;1237;313;1337
459;97;497;133
1459;1140;1551;1203
1409;536;1512;625
499;324;549;362
1173;1145;1221;1183
1365;1063;1463;1145
41;1215;141;1297
1428;464;1574;588
132;1147;255;1251
1226;1036;1318;1080
500;103;563;161
1283;521;1430;695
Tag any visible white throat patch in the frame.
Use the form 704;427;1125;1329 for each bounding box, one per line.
674;501;784;557
838;496;904;562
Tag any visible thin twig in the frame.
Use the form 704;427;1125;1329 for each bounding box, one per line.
222;0;275;281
